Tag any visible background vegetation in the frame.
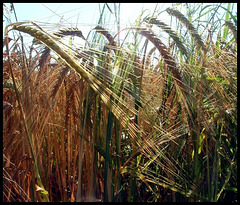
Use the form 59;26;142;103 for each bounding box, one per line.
3;3;237;202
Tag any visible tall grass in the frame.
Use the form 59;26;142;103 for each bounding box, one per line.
3;3;237;202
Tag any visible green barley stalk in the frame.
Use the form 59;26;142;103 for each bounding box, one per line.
103;109;114;202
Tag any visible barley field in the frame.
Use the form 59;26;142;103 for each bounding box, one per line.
3;3;237;202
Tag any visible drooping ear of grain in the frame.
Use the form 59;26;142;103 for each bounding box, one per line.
145;17;188;58
136;27;187;94
54;28;85;39
166;8;207;53
12;25;92;83
94;26;117;48
225;20;237;43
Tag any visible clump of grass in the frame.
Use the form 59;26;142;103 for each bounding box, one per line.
3;3;237;203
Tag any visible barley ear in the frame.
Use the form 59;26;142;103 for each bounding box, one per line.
145;17;188;58
225;20;237;43
166;8;207;53
137;28;188;94
94;26;117;53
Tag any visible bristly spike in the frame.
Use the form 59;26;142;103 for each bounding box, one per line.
145;17;189;58
225;20;237;43
54;28;85;39
166;7;207;54
136;27;188;94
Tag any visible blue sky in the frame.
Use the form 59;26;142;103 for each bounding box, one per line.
3;3;237;48
4;3;236;34
3;3;172;47
3;3;237;33
4;3;170;26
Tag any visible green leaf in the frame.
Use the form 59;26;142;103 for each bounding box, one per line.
225;186;237;192
223;3;231;40
105;3;113;14
198;132;206;154
36;185;49;195
193;6;215;22
120;166;132;174
192;150;195;160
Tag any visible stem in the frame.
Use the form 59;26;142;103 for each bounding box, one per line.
76;84;90;202
104;109;113;202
